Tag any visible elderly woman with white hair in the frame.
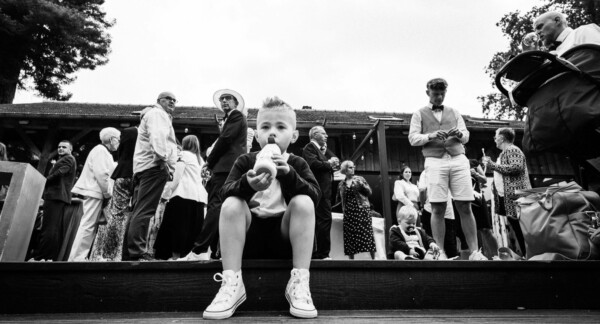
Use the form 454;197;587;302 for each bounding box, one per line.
69;127;120;261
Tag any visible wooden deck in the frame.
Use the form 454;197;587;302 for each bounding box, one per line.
2;310;600;323
1;260;599;316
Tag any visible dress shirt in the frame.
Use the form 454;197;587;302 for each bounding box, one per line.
408;103;469;147
133;105;178;174
555;24;600;56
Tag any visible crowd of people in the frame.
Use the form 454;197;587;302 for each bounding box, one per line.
0;10;598;320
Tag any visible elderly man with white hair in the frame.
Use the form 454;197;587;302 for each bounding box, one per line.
69;127;120;261
524;11;600;56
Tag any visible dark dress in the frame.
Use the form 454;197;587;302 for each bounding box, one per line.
342;185;376;256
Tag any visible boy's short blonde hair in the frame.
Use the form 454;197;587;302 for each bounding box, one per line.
258;96;297;128
397;205;418;222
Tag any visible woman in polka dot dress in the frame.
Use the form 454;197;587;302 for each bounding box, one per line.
336;160;376;259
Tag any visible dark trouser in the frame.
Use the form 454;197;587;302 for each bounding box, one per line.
34;199;68;261
313;196;332;259
420;210;459;258
123;165;169;260
191;172;228;258
507;216;526;256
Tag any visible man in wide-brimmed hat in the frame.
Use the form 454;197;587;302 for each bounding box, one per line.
182;89;248;260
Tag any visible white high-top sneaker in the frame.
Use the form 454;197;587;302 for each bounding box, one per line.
285;268;318;318
203;270;246;320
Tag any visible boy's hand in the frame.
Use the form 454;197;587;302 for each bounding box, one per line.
246;169;273;191
429;243;440;253
272;154;290;176
409;248;419;257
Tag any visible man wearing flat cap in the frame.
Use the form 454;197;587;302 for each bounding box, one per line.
182;89;248;260
123;91;178;261
408;78;487;261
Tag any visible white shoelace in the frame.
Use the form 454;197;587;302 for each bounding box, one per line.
290;275;313;305
211;273;237;305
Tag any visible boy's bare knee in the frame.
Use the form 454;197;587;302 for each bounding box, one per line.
288;195;314;215
221;196;247;219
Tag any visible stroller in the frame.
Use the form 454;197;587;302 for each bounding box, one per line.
495;44;600;160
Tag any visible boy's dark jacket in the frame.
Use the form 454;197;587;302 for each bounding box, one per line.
221;152;321;205
389;226;435;255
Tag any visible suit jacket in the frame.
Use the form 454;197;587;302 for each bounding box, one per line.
302;142;334;199
206;109;248;174
111;126;138;180
43;154;76;204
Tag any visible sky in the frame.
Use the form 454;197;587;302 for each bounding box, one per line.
13;0;541;117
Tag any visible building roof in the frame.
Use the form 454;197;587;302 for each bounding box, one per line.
0;102;524;130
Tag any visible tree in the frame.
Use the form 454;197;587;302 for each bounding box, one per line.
0;0;114;104
480;0;600;120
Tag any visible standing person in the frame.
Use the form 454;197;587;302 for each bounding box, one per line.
483;127;531;256
524;11;600;55
123;92;178;261
203;97;319;320
69;128;120;261
392;166;420;219
154;135;208;260
182;89;248;261
408;78;487;261
31;140;76;261
302;126;339;259
335;160;376;260
90;117;142;261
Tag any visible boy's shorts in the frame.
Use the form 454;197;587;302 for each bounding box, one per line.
243;213;293;259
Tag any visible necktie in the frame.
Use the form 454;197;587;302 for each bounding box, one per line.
320;145;327;154
432;105;444;112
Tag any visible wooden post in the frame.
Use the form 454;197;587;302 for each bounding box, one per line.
376;120;392;258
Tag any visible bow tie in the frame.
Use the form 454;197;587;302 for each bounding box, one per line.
548;40;562;51
432;105;444;112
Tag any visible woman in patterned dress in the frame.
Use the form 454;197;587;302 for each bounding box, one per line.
335;160;376;259
483;127;531;255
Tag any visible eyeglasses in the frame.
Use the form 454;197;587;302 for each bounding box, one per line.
112;137;120;143
220;95;234;101
161;96;177;103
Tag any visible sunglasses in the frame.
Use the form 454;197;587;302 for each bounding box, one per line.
161;96;177;103
220;95;234;101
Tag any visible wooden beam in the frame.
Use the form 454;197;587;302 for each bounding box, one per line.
350;121;379;162
376;120;393;258
13;125;41;156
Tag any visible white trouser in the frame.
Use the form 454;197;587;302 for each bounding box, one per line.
69;197;103;261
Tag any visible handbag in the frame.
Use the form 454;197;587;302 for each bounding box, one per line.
515;182;600;260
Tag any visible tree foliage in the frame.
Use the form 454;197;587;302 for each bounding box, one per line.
480;0;600;120
0;0;114;103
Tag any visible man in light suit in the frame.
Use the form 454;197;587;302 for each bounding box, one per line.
303;126;339;259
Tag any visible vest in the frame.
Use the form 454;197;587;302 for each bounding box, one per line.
419;106;465;158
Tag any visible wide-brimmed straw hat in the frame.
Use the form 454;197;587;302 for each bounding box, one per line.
213;89;246;116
